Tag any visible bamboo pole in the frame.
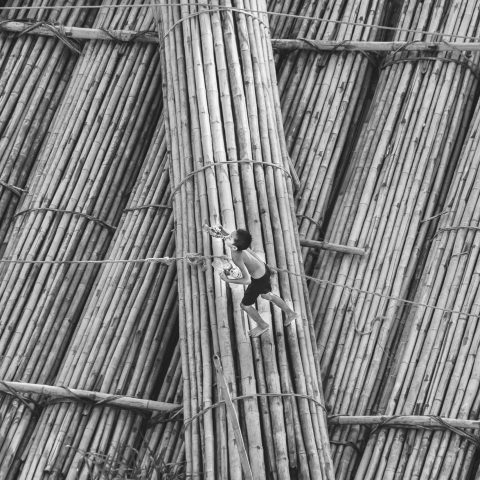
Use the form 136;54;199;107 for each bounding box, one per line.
0;381;181;413
7;16;480;52
329;415;480;430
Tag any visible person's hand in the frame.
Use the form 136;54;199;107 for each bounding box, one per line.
219;272;229;283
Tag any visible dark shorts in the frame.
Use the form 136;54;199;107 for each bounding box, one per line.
241;267;271;306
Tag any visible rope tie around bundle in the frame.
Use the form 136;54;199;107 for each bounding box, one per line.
98;26;157;43
170;159;292;198
330;414;480;447
0;18;83;53
433;224;480;238
183;390;327;428
0;380;182;414
14;207;116;233
0;380;38;412
381;47;480;78
0;179;27;196
123;203;172;213
295;38;381;68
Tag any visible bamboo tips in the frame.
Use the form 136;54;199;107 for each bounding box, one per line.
159;1;333;478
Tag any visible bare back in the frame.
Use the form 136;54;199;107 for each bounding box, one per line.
232;249;266;279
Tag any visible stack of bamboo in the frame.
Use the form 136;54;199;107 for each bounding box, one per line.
354;48;480;480
160;1;333;478
15;117;184;479
0;2;163;477
138;344;185;479
308;0;480;478
270;0;390;270
0;0;92;254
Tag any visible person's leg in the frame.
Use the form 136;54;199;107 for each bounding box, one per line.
240;303;269;337
260;292;299;325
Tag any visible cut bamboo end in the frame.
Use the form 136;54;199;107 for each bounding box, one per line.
299;238;367;256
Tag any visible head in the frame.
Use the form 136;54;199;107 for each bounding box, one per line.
226;228;252;251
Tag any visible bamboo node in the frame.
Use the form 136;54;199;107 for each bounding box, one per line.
14;207;116;233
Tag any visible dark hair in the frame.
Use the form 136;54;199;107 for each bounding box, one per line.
233;229;252;250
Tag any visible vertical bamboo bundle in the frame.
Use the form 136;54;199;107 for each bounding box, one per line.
159;1;333;478
269;0;390;270
354;52;480;480
307;0;480;478
15;116;185;479
0;0;93;254
0;2;163;476
138;345;185;479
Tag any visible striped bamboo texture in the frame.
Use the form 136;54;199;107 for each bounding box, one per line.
308;0;480;478
159;1;333;478
0;2;163;477
269;0;390;271
354;55;480;480
0;1;92;254
13;116;179;479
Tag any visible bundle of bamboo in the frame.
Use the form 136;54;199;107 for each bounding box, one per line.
0;0;93;254
270;0;391;271
0;2;163;476
307;0;480;478
354;55;480;480
138;345;185;479
159;1;333;478
14;116;184;479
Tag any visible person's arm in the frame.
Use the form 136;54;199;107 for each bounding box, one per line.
220;254;251;285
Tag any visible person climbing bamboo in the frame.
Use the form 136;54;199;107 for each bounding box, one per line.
216;227;298;337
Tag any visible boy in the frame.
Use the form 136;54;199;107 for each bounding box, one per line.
220;228;298;337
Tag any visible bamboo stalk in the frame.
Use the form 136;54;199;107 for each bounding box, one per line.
329;415;480;430
0;381;181;412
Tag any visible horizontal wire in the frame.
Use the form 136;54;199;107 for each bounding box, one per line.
0;253;478;321
0;2;479;42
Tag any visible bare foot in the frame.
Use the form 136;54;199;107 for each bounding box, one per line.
248;325;269;338
284;311;299;327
